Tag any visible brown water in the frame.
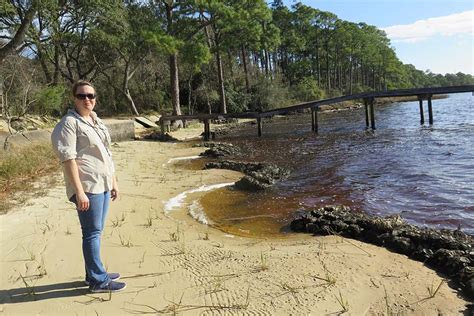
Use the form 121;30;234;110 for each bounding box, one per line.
200;93;474;236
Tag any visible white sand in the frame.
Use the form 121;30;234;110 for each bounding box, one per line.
0;125;469;315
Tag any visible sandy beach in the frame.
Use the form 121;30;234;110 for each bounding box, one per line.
0;125;470;315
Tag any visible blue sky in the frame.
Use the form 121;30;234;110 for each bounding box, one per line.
281;0;474;75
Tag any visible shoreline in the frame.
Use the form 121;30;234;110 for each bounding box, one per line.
0;125;471;315
190;139;473;299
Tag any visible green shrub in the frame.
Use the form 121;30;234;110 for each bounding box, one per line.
190;87;219;114
249;76;294;111
225;84;251;113
351;83;371;94
33;85;67;116
291;77;325;102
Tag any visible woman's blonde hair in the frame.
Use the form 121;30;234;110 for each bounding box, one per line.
72;80;96;96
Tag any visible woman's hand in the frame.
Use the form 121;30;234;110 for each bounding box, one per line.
76;192;90;211
63;160;89;211
111;187;119;201
111;176;119;201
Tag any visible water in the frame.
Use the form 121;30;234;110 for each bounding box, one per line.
199;93;474;236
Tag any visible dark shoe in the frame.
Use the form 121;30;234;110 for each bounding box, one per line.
90;280;126;293
85;272;120;286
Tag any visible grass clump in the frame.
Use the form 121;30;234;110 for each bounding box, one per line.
22;246;36;261
138;251;146;268
256;252;269;272
427;280;444;298
0;144;59;214
198;232;210;240
119;233;133;247
36;256;47;277
144;213;153;228
169;225;182;242
335;290;349;313
111;213;127;227
311;260;336;286
19;273;36;299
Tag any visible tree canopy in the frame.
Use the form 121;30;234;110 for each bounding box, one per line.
1;0;472;117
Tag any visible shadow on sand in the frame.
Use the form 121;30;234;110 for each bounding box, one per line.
0;281;88;304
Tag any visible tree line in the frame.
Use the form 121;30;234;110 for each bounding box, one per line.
1;0;473;118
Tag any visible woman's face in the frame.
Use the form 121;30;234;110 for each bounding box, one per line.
74;84;96;116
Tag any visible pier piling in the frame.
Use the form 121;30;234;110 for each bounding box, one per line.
203;119;211;141
311;107;319;133
257;117;262;137
418;97;425;125
428;96;433;125
369;97;376;130
364;99;370;129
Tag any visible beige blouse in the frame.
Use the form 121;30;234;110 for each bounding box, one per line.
51;109;115;199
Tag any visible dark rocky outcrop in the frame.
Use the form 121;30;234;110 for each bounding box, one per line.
142;131;180;142
199;142;242;158
205;160;290;191
199;142;289;191
291;205;474;300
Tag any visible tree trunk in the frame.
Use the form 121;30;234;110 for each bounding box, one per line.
241;45;250;93
187;74;192;115
372;68;376;90
169;53;181;115
268;51;274;80
333;47;338;90
165;2;181;116
227;49;234;79
326;44;330;91
315;39;320;87
349;56;353;95
253;53;259;69
53;44;60;85
264;49;270;77
274;52;279;75
123;61;139;115
215;42;227;114
0;1;36;64
37;47;52;84
260;51;266;73
204;84;212;114
124;89;139;116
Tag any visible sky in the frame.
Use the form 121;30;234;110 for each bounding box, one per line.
282;0;474;75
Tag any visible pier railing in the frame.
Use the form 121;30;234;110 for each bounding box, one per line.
158;85;474;140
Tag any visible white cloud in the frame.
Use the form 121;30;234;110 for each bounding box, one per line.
382;10;474;43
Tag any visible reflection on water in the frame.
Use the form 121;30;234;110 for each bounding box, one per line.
199;93;474;236
201;187;293;237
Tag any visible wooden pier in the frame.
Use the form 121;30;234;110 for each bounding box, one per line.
158;85;474;140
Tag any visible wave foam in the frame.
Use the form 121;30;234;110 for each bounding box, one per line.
188;200;210;225
162;155;201;167
164;182;234;214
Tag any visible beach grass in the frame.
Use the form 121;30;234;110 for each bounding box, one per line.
335;290;349;313
169;224;182;242
0;144;59;214
144;213;153;227
427;280;444;298
119;233;134;247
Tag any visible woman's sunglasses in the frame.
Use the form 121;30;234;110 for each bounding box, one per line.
75;93;96;100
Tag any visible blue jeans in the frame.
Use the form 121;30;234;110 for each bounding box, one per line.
71;191;111;288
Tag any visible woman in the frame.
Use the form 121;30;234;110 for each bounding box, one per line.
51;80;126;293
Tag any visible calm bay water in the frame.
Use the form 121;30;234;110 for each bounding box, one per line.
200;93;474;236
